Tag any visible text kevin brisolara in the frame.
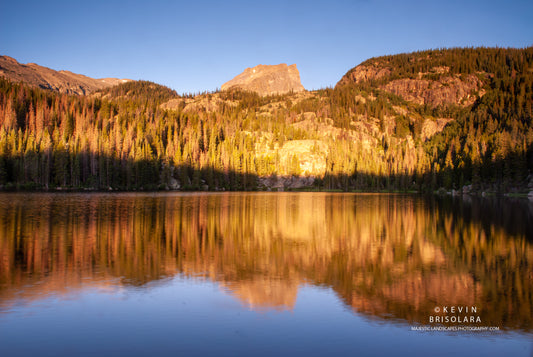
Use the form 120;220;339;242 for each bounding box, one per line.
430;305;481;324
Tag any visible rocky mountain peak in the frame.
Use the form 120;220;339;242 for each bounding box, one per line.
221;63;305;96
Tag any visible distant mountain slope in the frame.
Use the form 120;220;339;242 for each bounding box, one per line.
0;55;129;95
0;47;531;194
221;64;305;96
337;47;532;108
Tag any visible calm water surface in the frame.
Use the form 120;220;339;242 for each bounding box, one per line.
0;192;531;356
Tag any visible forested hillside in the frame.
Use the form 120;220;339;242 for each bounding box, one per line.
0;47;532;192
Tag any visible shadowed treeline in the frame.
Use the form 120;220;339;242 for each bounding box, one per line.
1;147;530;192
0;193;531;332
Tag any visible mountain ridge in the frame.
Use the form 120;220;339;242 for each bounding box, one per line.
0;55;129;95
0;46;531;194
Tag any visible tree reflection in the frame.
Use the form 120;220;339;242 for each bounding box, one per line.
0;193;531;332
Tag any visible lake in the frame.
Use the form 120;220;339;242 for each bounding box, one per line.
0;192;531;356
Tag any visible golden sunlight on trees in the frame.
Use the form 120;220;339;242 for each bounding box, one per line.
0;47;531;192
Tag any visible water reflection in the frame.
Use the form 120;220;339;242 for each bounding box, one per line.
0;192;531;332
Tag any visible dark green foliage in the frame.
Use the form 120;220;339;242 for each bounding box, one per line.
0;47;531;193
352;46;533;84
100;80;178;104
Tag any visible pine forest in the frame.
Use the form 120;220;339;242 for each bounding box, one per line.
0;47;532;193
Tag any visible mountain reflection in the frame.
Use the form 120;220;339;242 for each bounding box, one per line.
0;193;531;332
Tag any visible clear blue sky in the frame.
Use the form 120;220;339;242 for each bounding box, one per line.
1;0;532;94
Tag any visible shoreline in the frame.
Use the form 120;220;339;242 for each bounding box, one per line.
0;185;530;199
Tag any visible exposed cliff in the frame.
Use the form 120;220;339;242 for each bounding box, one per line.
382;75;485;107
221;63;305;96
337;51;489;107
337;62;392;85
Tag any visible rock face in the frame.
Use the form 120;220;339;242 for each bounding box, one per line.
221;63;305;96
420;118;454;141
337;63;392;85
0;55;129;95
337;62;485;108
382;75;484;107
